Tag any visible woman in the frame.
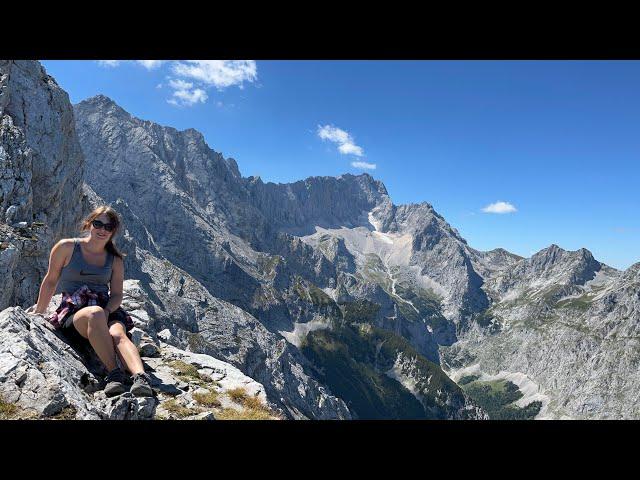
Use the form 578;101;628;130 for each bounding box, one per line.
27;206;153;398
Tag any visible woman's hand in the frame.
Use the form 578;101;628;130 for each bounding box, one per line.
25;305;45;317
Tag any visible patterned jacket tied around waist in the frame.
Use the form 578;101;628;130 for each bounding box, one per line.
46;284;134;331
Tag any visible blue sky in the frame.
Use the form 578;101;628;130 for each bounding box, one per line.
41;60;640;270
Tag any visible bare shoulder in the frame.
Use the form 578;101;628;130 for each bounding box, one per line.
56;237;77;246
52;238;76;255
47;238;76;271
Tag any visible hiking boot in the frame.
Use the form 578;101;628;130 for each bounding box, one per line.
130;372;154;397
104;367;127;397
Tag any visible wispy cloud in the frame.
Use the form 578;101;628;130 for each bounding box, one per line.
482;201;517;214
95;60;256;107
317;125;364;157
171;60;257;89
351;161;376;170
97;60;120;68
97;60;164;69
166;79;208;107
137;60;165;70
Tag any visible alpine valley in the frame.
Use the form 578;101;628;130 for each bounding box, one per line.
1;60;638;420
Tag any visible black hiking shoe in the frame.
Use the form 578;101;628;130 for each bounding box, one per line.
130;372;154;397
104;367;127;397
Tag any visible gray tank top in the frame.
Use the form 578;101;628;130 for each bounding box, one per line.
56;238;114;295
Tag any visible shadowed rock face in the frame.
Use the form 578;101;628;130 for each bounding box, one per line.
0;61;84;238
0;61;84;311
247;173;389;235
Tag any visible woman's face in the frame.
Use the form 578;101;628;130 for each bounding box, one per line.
90;213;116;243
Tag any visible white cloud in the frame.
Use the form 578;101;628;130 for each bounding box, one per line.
97;60;165;69
172;60;257;89
136;60;165;70
97;60;120;67
168;78;194;90
351;161;376;170
317;124;364;157
93;60;257;106
339;143;364;156
166;78;207;107
482;201;518;214
165;78;207;106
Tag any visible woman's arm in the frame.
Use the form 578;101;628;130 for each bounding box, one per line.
32;240;72;314
104;256;125;317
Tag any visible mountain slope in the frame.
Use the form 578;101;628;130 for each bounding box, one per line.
72;92;640;419
73;94;487;419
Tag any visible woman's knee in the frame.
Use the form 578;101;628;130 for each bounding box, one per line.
84;306;108;327
108;322;127;344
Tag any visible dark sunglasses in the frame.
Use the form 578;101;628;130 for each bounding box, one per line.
91;219;116;232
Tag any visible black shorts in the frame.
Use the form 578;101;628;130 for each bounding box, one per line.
59;310;131;345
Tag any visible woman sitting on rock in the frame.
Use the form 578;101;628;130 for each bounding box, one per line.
27;205;153;398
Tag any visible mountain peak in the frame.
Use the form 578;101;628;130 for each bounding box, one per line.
76;95;130;119
84;94;117;106
534;244;596;262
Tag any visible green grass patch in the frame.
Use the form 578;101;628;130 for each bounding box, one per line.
168;359;216;387
193;390;221;408
162;399;199;419
227;387;249;404
221;387;278;419
556;295;593;311
461;379;542;420
292;277;340;312
458;375;480;386
215;407;274;420
168;360;200;379
257;254;281;279
0;397;20;419
339;300;380;324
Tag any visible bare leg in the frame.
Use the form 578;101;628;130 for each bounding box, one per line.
108;321;145;375
72;306;118;372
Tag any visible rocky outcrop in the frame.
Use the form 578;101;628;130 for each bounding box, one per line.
0;60;84;242
0;61;84;311
0;284;278;420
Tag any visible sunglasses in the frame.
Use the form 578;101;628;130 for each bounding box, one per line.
91;219;116;232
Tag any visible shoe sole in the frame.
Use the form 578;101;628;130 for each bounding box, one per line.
130;384;154;397
104;384;126;397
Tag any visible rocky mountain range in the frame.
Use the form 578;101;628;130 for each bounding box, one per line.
1;60;638;419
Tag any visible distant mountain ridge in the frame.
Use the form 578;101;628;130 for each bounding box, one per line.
72;92;640;419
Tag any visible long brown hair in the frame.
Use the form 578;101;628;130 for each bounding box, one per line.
78;205;127;259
